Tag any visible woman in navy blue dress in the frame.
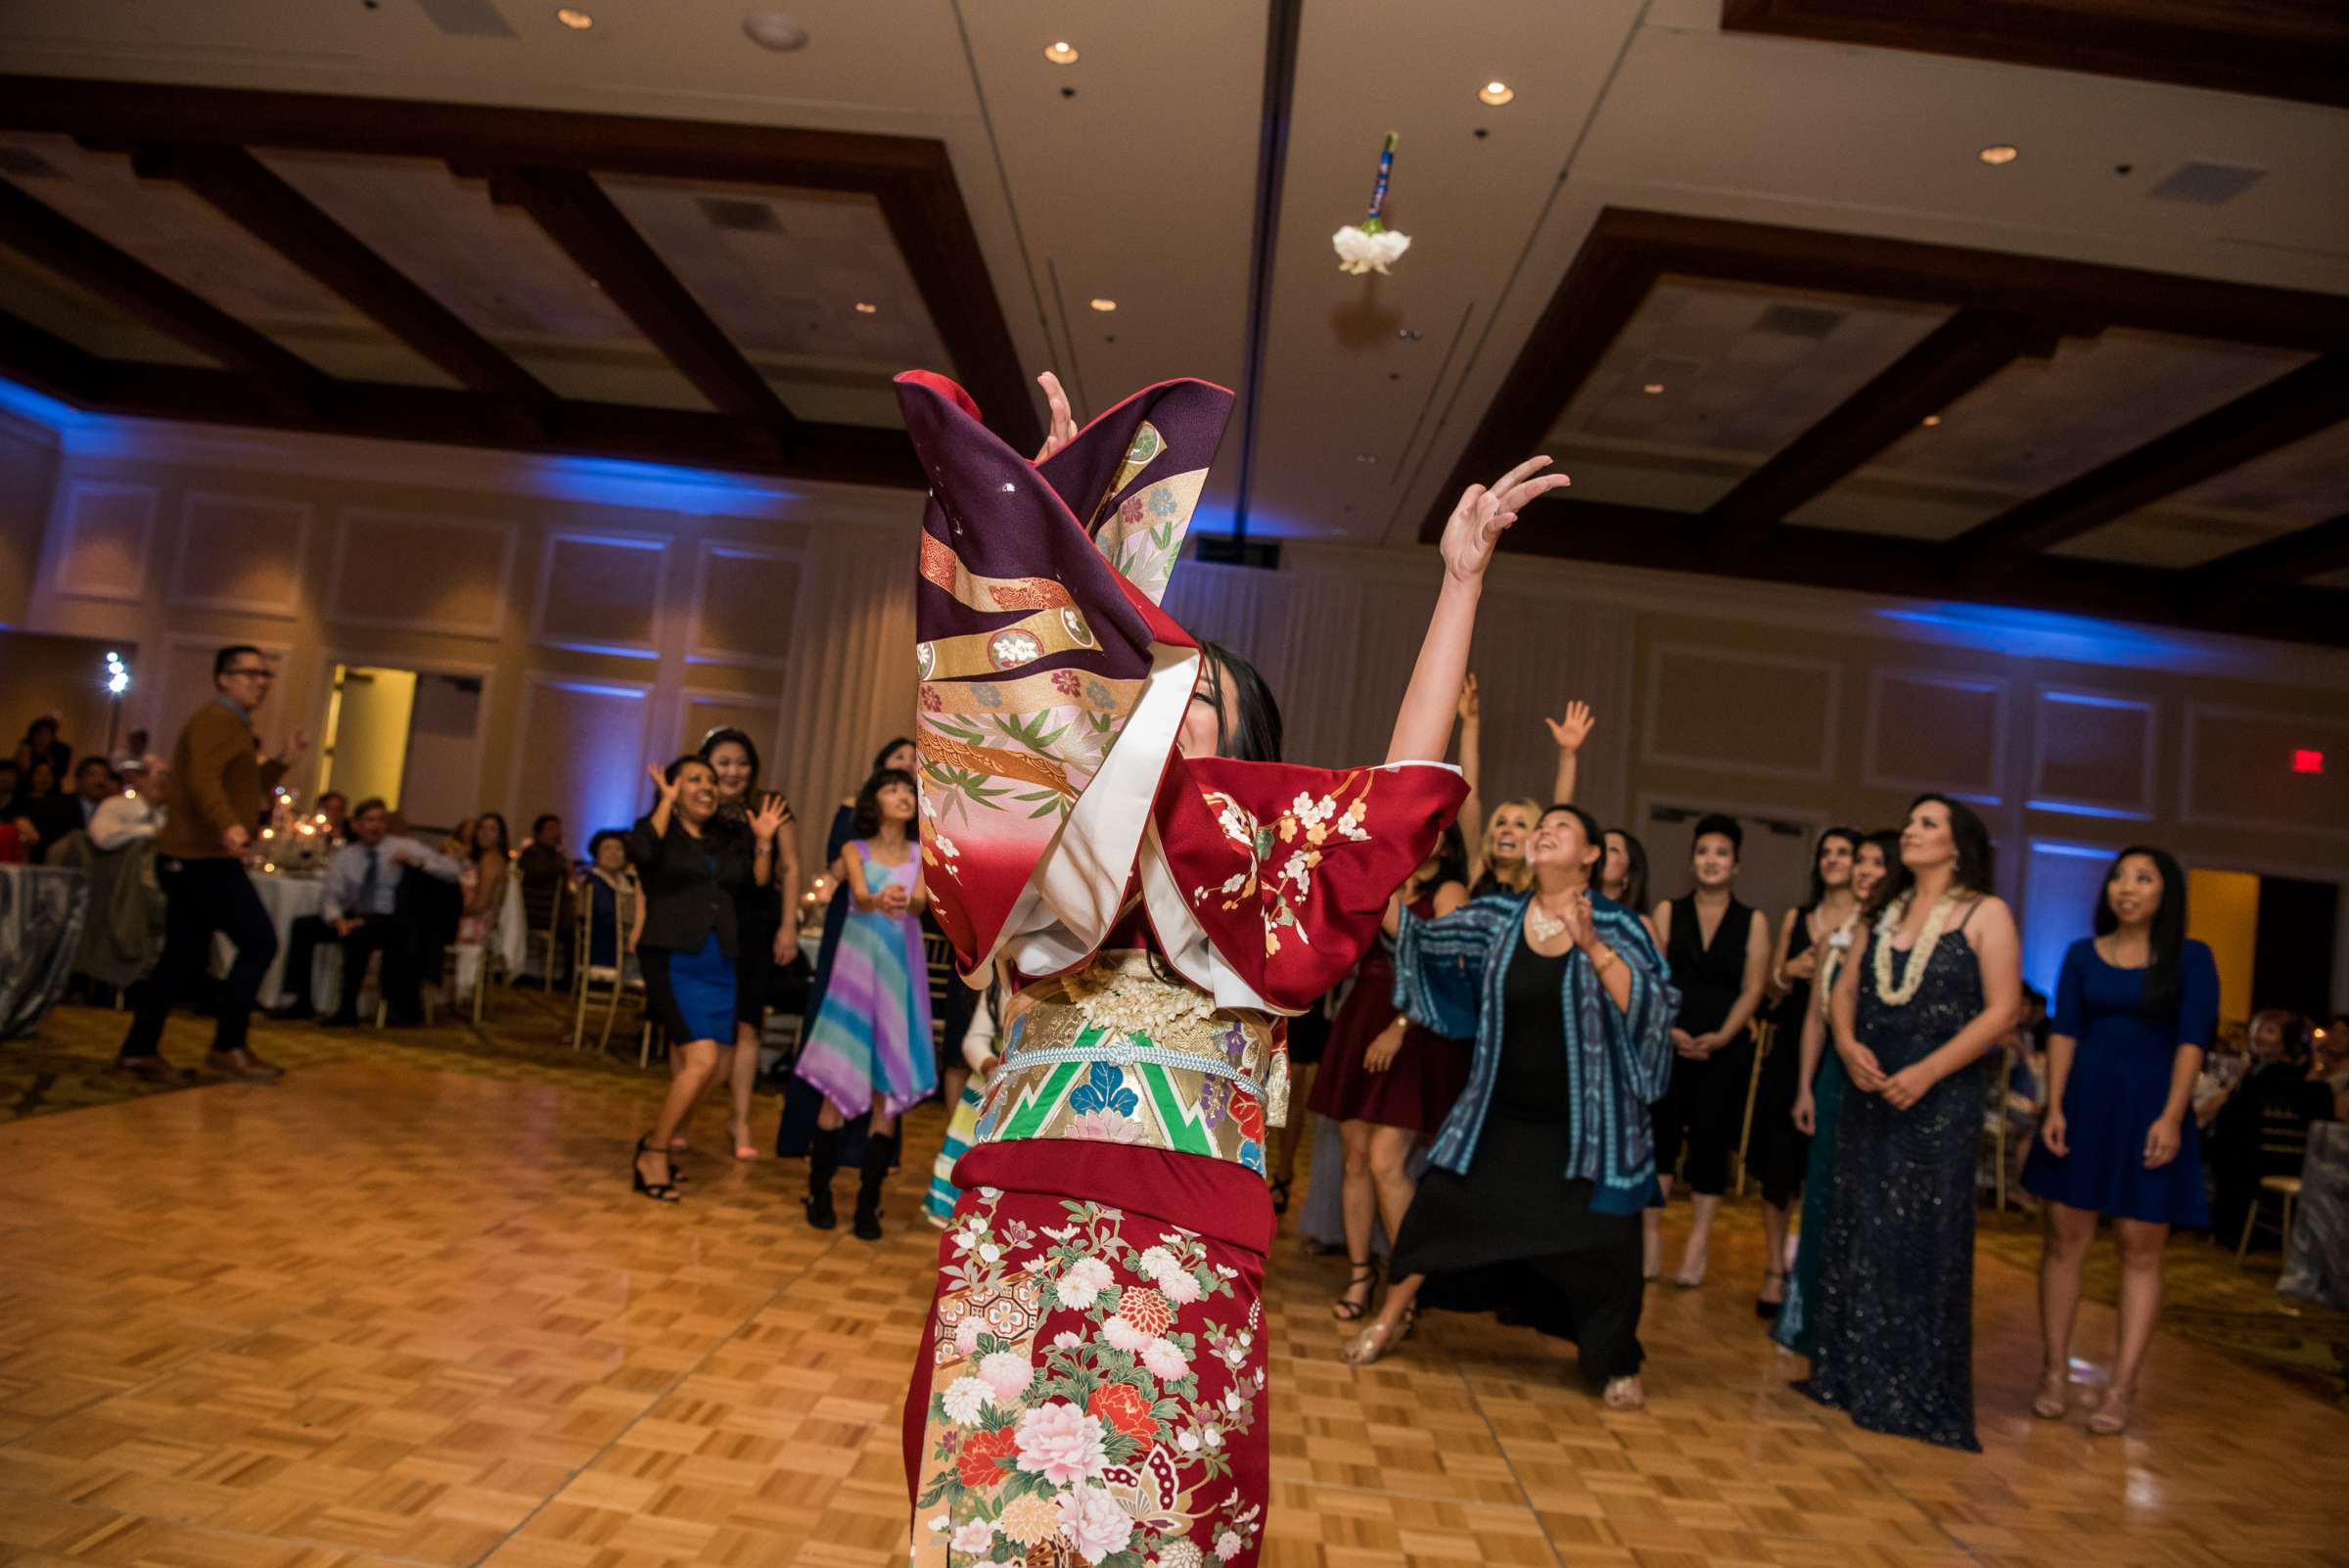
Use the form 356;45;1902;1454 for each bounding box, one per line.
2021;846;2217;1436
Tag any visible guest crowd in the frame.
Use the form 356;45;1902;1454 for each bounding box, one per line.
12;643;2344;1453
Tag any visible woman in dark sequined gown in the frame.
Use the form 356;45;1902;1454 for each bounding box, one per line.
1794;794;2021;1452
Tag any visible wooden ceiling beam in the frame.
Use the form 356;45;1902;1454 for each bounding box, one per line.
2200;511;2349;590
1949;354;2349;568
873;171;1041;456
0;309;108;404
0;178;326;406
1418;226;1658;542
1700;308;2066;557
124;143;555;428
483;164;796;439
1720;0;2349;111
0;351;922;490
1497;495;2349;648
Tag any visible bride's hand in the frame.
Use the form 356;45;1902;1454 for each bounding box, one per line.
1440;457;1570;586
1034;370;1079;463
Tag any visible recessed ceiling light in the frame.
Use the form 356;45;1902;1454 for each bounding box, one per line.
1354;452;1378;464
1044;40;1079;65
555;7;594;28
1641;382;1665;394
1921;413;1942;427
1978;144;2018;165
742;12;809;51
1479;80;1514;106
1088;298;1117;312
852;300;878;314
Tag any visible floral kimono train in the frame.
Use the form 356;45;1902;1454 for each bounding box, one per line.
894;370;1463;1567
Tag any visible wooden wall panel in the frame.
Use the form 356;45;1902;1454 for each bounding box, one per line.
508;674;655;844
328;509;513;637
49;480;156;603
531;530;667;658
169;492;312;618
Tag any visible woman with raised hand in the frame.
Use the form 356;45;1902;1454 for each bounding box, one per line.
626;756;788;1202
699;726;801;1160
2021;846;2217;1435
1341;804;1677;1412
894;365;1559;1568
1794;796;2021;1451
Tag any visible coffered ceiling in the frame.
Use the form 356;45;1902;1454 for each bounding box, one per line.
0;0;2344;640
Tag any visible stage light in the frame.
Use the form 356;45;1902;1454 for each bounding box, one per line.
1479;80;1514;106
1044;40;1079;65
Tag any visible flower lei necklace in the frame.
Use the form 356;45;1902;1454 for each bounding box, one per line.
1872;890;1961;1007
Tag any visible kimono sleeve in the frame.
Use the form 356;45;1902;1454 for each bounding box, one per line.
1590;899;1678;1106
1148;757;1468;1013
1392;896;1516;1039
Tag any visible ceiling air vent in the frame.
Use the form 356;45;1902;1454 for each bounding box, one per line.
1752;303;1845;340
699;196;782;234
2145;161;2267;206
413;0;518;39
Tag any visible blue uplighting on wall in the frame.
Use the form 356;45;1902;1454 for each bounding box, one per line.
2025;799;2156;821
1873;603;2204;669
0;378;92;434
518;455;805;516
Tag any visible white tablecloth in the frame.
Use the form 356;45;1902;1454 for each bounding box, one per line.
214;871;324;1011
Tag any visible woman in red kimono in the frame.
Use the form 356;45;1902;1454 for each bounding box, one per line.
898;366;1565;1568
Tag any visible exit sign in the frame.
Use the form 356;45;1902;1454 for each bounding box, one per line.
2293;749;2326;774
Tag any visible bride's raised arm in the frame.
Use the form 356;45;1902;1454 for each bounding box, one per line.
1386;457;1570;763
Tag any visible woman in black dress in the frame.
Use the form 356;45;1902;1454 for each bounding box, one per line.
1749;827;1862;1318
1796;793;2021;1451
1342;805;1678;1411
699;727;800;1160
1646;814;1771;1287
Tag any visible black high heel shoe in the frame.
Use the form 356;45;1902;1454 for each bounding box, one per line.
631;1136;680;1203
1331;1259;1382;1321
1755;1269;1786;1320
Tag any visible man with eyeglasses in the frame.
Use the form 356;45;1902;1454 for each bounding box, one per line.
115;644;308;1084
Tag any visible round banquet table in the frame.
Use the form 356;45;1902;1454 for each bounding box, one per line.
212;870;324;1012
0;863;89;1039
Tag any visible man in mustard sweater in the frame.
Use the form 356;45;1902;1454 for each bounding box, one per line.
114;644;307;1084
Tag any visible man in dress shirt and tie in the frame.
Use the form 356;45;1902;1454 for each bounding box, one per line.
275;797;460;1027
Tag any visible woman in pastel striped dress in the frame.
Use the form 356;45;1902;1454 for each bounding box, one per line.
798;766;938;1240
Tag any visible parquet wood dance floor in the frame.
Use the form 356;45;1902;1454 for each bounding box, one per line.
2;1021;2345;1568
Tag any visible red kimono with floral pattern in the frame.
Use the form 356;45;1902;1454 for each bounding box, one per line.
895;370;1464;1568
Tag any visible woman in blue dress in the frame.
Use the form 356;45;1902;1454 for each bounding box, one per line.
2021;845;2217;1436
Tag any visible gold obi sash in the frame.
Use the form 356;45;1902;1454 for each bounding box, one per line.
970;951;1288;1174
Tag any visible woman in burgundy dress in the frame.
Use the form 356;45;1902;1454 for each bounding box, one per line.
1309;823;1472;1319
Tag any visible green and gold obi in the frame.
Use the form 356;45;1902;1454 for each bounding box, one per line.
972;952;1288;1174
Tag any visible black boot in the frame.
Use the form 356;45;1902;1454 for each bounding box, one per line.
853;1130;896;1242
806;1127;840;1230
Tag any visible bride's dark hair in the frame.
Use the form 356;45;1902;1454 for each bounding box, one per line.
1197;640;1283;763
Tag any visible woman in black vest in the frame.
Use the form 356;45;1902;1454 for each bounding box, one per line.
1646;813;1771;1287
